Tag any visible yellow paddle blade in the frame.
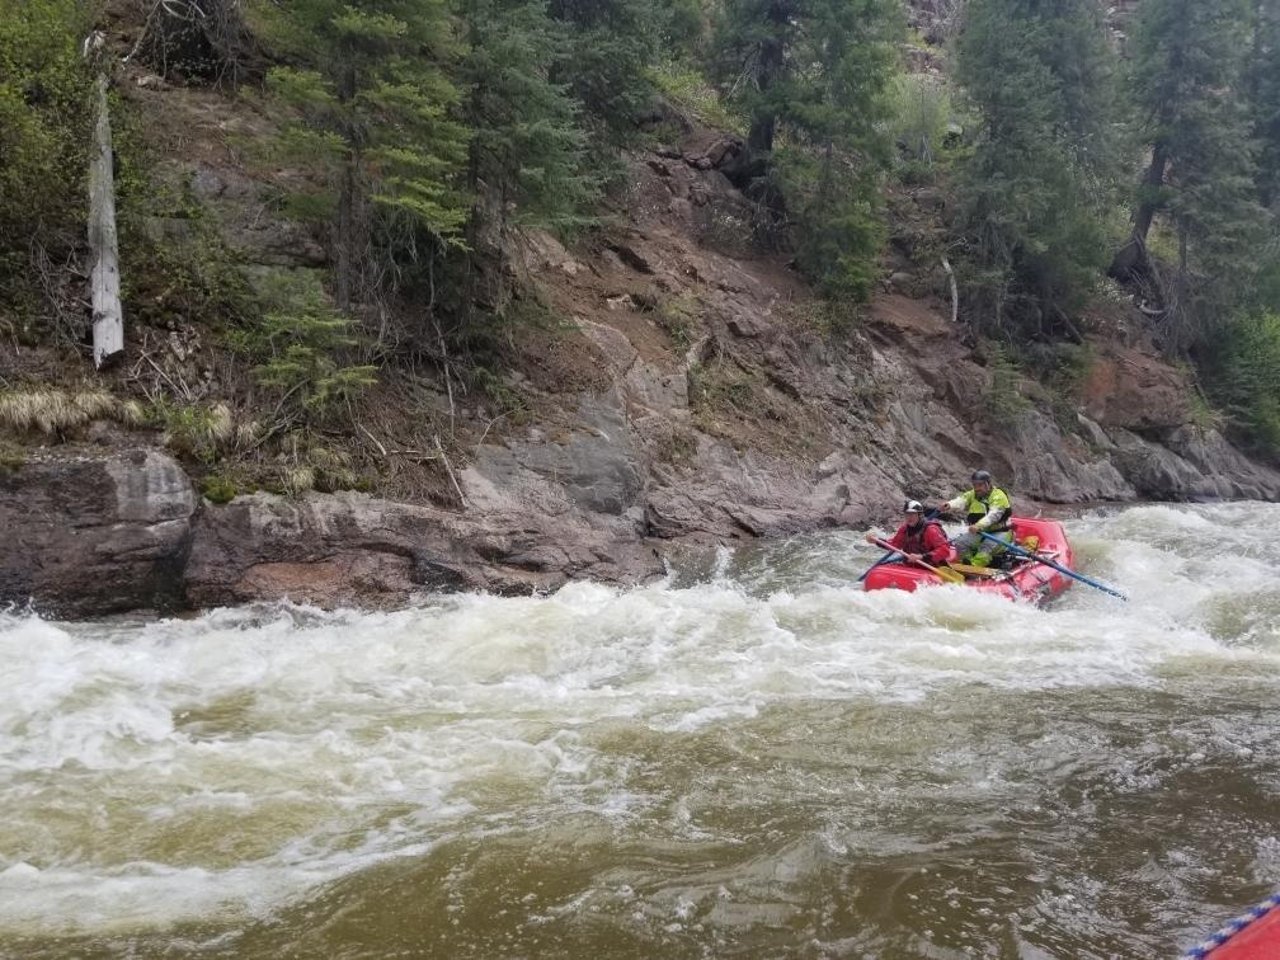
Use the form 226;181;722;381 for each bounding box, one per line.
947;563;1000;578
934;565;966;584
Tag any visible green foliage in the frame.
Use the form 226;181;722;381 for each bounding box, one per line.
200;474;239;504
225;273;377;418
777;146;886;300
786;297;864;338
1250;0;1280;210
0;0;94;310
150;400;234;463
689;357;753;413
884;74;958;181
258;296;375;414
249;0;470;306
1203;310;1280;455
955;0;1123;341
468;365;529;419
717;0;901;153
1018;340;1094;430
651;293;700;350
655;0;706;58
457;0;598;234
648;61;745;134
118;177;256;330
714;0;902;299
1128;0;1264;345
984;344;1032;426
546;0;662;145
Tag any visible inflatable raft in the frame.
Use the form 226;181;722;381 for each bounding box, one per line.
1186;892;1280;958
862;517;1075;604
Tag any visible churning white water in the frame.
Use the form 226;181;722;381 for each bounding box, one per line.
2;503;1279;958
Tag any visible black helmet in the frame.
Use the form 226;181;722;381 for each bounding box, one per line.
971;469;992;484
903;499;924;513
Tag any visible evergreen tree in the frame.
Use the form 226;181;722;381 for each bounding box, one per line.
452;0;596;313
456;0;593;230
249;0;470;310
1113;0;1263;349
546;0;661;144
1249;0;1280;210
715;0;902;298
956;0;1122;340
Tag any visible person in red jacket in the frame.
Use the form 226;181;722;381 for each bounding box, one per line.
865;500;954;567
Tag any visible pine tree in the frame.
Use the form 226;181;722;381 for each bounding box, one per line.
545;0;662;145
715;0;902;298
249;0;470;310
1113;0;1263;349
451;0;597;316
956;0;1123;340
1249;0;1280;210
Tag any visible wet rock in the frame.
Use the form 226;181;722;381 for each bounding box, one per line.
1164;426;1280;500
185;489;665;609
0;449;195;618
470;392;643;517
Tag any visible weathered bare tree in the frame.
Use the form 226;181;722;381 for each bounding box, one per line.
83;32;124;369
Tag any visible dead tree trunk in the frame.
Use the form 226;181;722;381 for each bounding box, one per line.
87;70;124;368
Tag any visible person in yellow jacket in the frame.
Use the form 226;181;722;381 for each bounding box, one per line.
937;469;1013;568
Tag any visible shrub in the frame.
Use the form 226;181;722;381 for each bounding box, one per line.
150;400;234;463
885;74;955;172
0;0;95;312
1203;310;1280;456
223;272;377;420
200;474;239;504
984;345;1031;427
648;61;744;133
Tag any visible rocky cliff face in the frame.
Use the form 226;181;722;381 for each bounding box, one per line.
3;98;1278;618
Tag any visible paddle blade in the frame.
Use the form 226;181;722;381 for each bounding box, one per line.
947;563;999;579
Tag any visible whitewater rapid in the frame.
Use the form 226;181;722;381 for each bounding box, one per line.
2;503;1278;958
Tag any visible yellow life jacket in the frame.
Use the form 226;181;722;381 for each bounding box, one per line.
959;486;1012;532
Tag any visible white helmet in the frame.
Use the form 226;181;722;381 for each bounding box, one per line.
903;499;924;514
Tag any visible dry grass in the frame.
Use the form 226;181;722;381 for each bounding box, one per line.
0;388;131;435
208;403;235;443
235;420;262;446
282;464;316;495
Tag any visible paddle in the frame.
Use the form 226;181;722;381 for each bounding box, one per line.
856;508;943;583
977;531;1128;601
871;537;964;584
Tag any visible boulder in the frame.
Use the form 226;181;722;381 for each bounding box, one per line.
0;448;195;618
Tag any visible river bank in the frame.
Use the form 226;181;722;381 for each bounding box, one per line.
5;116;1280;619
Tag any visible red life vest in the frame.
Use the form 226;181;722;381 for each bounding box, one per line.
898;519;948;558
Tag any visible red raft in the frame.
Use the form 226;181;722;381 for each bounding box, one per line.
1186;893;1280;958
862;517;1075;604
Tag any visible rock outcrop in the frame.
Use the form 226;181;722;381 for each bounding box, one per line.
0;449;195;619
